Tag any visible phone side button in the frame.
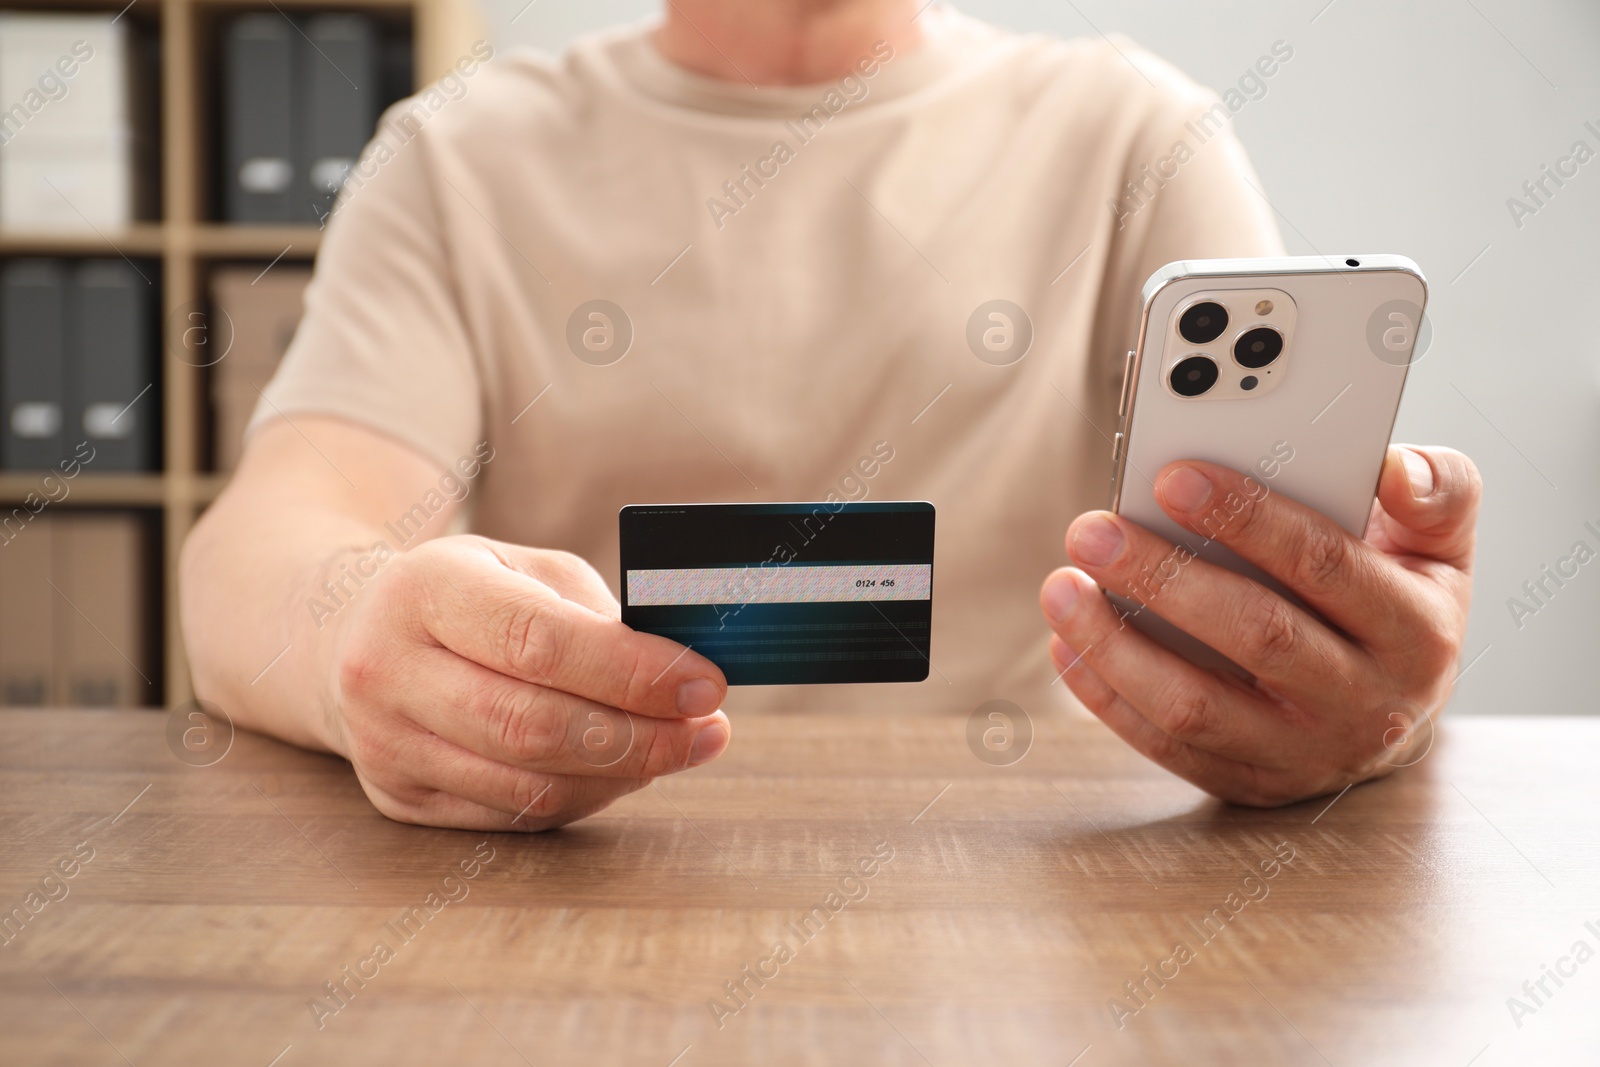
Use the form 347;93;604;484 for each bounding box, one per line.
1109;432;1125;507
1117;350;1135;419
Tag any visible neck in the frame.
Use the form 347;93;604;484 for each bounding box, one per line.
654;0;926;86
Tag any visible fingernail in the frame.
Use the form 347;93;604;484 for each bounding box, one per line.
1071;515;1125;567
676;677;721;716
1043;572;1080;623
1159;466;1213;512
689;718;729;766
1401;448;1434;498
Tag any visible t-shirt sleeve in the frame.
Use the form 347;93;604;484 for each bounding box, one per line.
1089;45;1288;408
244;105;483;471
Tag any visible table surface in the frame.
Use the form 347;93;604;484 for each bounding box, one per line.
1;708;1597;1067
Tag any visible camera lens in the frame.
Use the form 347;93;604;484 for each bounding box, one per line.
1178;301;1228;344
1170;355;1218;397
1234;326;1283;369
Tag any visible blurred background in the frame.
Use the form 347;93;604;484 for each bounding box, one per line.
1;0;1595;717
0;0;480;709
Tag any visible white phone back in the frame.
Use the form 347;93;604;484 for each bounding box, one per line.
1110;255;1426;673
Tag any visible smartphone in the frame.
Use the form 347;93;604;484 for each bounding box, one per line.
1108;254;1427;675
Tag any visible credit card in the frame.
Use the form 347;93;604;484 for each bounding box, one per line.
619;502;935;685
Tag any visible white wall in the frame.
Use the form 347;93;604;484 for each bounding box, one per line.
479;0;1600;716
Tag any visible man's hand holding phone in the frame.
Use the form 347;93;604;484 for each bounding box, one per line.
1039;444;1481;806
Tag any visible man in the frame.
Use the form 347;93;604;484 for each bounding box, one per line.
181;1;1480;831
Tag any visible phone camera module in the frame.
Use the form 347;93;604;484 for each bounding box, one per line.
1170;355;1219;397
1178;301;1229;345
1234;326;1283;369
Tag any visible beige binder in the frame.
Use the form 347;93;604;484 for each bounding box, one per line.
209;265;312;471
53;513;154;706
0;514;56;705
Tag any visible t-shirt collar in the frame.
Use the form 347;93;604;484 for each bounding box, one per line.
611;3;973;118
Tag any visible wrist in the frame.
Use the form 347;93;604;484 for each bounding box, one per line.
300;541;393;757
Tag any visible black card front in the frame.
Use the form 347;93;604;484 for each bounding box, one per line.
619;502;935;685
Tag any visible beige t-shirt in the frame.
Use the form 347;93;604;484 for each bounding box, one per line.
253;7;1284;720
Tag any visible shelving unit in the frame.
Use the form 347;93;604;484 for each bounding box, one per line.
0;0;482;706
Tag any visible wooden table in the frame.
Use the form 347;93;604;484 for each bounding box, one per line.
2;709;1596;1066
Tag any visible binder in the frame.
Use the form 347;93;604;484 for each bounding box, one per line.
0;514;55;705
209;265;311;470
0;13;133;233
0;14;126;136
303;15;377;226
0;140;132;234
71;259;157;471
0;512;155;707
222;14;297;223
54;513;153;706
1;259;68;471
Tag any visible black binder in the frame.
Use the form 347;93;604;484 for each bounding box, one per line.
303;14;378;226
222;12;384;224
71;260;156;471
1;259;68;471
222;13;298;223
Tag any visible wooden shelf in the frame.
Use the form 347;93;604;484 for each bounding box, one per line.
0;473;226;507
190;225;323;258
0;225;323;259
194;0;416;8
0;0;483;708
0;225;166;257
0;0;161;14
0;474;166;506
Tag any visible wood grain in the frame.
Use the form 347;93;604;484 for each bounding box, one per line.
2;709;1597;1065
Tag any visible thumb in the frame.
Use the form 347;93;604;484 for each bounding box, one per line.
1373;445;1482;571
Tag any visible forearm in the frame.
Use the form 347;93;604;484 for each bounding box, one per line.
179;417;459;756
181;490;384;754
